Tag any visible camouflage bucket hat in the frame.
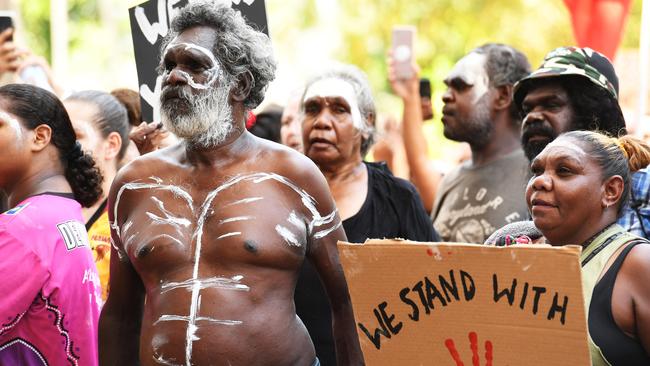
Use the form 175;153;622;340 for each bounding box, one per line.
513;46;619;107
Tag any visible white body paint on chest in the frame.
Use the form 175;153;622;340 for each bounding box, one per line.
275;225;302;247
161;275;250;294
218;216;254;225
112;179;194;238
152;353;181;366
226;197;264;207
216;232;242;240
303;77;364;129
113;173;341;366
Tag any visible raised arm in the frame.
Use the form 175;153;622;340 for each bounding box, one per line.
388;53;441;213
99;171;146;366
299;162;365;365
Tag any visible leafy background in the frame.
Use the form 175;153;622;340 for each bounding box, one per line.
11;0;648;159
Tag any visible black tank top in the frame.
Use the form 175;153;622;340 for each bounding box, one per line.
589;240;650;365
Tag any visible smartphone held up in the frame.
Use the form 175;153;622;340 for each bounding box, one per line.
0;11;14;37
392;25;416;80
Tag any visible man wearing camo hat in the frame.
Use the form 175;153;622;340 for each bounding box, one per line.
513;46;626;162
510;47;650;241
489;47;650;240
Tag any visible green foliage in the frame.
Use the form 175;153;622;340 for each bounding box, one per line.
14;0;645;161
334;0;642;159
19;0;51;60
19;0;101;62
623;0;643;48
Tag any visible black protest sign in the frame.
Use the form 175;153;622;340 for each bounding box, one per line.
128;0;269;122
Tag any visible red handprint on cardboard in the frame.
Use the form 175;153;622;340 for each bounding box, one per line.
444;331;493;366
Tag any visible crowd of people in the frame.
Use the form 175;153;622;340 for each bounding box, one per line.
0;1;649;365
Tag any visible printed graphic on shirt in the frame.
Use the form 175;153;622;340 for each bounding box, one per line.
3;203;30;216
435;186;522;243
57;220;90;251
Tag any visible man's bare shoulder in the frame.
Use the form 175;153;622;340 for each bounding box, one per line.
114;144;186;186
253;137;323;183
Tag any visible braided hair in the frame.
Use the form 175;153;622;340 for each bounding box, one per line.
0;84;103;207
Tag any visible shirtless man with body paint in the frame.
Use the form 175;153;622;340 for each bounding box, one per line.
98;3;363;366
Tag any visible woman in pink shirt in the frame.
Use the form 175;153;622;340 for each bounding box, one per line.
0;84;103;366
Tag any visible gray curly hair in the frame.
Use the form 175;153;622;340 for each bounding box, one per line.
472;43;531;123
160;0;277;110
302;63;377;156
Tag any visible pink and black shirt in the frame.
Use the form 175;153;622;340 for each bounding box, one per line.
0;194;101;366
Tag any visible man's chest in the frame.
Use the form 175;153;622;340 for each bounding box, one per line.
114;173;326;272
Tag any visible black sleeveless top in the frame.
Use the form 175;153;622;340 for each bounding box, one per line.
589;240;650;365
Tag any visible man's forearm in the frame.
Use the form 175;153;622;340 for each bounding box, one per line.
332;303;365;365
401;95;439;212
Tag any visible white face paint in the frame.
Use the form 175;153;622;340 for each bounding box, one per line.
445;52;490;103
0;111;23;140
160;77;233;148
163;42;222;90
303;77;364;129
160;41;235;148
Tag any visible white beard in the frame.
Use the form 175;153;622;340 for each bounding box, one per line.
160;81;234;148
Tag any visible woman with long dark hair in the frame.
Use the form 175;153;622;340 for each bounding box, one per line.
0;84;103;365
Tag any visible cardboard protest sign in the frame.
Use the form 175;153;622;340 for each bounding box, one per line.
128;0;269;122
338;240;591;366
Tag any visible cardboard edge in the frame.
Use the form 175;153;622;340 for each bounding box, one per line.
338;240;583;256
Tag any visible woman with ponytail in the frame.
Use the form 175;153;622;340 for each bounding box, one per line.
64;90;129;301
0;84;102;365
526;130;650;365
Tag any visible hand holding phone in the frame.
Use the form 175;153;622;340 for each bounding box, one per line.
419;78;433;120
0;11;14;39
391;26;416;80
0;12;24;75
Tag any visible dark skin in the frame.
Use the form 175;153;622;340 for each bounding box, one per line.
99;26;363;366
527;137;650;354
387;53;520;211
520;83;575;162
301;91;368;221
441;54;520;167
0;102;71;208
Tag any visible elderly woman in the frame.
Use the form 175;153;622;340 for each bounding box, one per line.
527;130;650;365
0;84;103;365
300;63;437;243
295;63;439;365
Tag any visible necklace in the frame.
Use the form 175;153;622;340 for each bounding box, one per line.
580;222;620;267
